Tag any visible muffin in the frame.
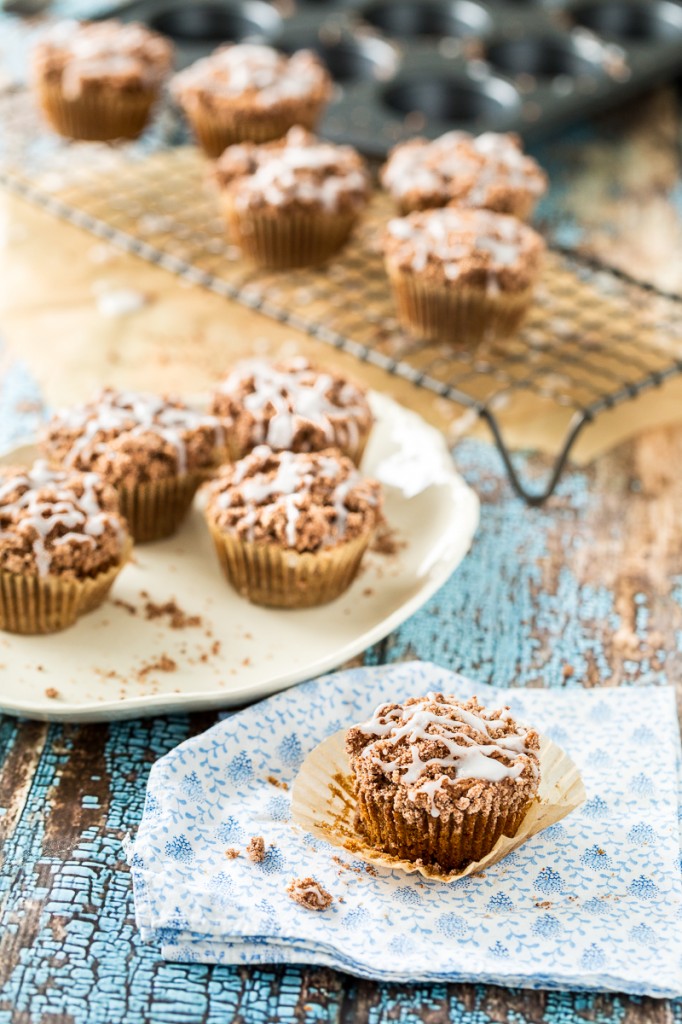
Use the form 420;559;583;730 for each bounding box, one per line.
211;357;373;464
214;127;370;268
203;446;382;608
171;44;332;158
32;20;173;142
346;693;540;872
0;461;131;634
384;207;545;346
41;388;227;542
381;131;547;220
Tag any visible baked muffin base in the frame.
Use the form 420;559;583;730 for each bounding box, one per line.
397;194;538;221
221;198;360;269
208;527;373;608
0;538;132;635
36;79;159;141
388;269;535;346
184;100;325;159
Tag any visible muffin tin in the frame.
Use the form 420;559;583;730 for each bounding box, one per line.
104;0;682;154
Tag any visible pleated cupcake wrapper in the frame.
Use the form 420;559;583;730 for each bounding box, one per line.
0;538;132;635
119;471;213;543
291;730;586;882
222;199;360;269
36;79;158;141
397;195;537;221
207;527;373;608
388;270;535;347
185;102;325;159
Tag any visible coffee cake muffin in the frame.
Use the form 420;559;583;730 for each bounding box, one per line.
214;127;370;267
384;207;545;346
381;131;547;220
41;388;226;542
203;446;382;607
346;693;540;872
211;358;373;464
171;44;332;158
0;461;131;633
32;20;173;142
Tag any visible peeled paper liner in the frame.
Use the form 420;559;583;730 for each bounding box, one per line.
291;729;586;882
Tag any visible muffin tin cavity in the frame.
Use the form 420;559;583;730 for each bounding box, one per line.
360;0;491;39
149;0;281;44
383;73;521;129
107;0;682;151
570;0;682;42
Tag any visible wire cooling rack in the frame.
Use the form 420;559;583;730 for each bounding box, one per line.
2;87;682;504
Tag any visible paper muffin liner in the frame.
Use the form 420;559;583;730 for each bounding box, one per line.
291;729;585;881
388;269;535;347
118;470;216;543
184;100;325;159
397;194;538;221
0;537;132;635
36;79;159;141
206;525;373;608
221;198;360;269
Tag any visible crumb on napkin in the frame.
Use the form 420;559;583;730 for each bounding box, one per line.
287;877;333;911
246;836;266;863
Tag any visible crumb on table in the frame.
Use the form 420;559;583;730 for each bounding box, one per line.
225;847;240;860
266;775;289;791
246;836;266;863
286;877;333;911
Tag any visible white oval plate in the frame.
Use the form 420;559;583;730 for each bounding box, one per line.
0;393;479;722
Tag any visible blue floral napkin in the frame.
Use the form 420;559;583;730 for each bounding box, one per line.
127;662;682;996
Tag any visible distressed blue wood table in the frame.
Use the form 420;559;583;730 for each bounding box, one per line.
1;20;682;1017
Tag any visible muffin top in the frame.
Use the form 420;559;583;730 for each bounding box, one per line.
214;127;370;214
381;131;547;214
346;693;540;819
33;20;173;99
204;446;382;553
41;388;225;488
384;207;545;292
212;357;372;458
0;461;129;579
171;44;331;112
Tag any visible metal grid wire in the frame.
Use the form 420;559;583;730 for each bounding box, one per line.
2;87;682;503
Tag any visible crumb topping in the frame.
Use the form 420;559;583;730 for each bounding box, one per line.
384;207;545;291
246;836;266;863
215;127;369;214
0;460;129;579
287;876;332;910
212;357;372;457
42;388;226;487
172;44;331;111
204;447;381;553
33;20;173;100
346;693;540;819
381;131;547;213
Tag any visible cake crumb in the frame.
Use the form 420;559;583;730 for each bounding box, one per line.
138;655;177;677
225;847;240;859
45;687;59;699
371;524;405;557
144;598;202;629
287;877;332;911
562;664;574;679
266;775;289;791
246;836;266;863
112;598;137;616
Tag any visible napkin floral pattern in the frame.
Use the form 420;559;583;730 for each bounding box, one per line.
128;662;682;996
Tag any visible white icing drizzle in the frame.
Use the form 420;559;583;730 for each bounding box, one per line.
0;460;124;577
220;128;368;213
218;358;368;451
382;130;545;205
49;389;224;476
358;692;536;817
387;207;533;279
172;44;328;107
38;20;171;100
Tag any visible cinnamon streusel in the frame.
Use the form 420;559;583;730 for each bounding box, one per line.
214;127;370;267
171;44;332;157
203;446;382;607
41;388;227;542
211;357;373;464
381;131;547;219
346;693;540;872
32;19;173;141
0;460;131;633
